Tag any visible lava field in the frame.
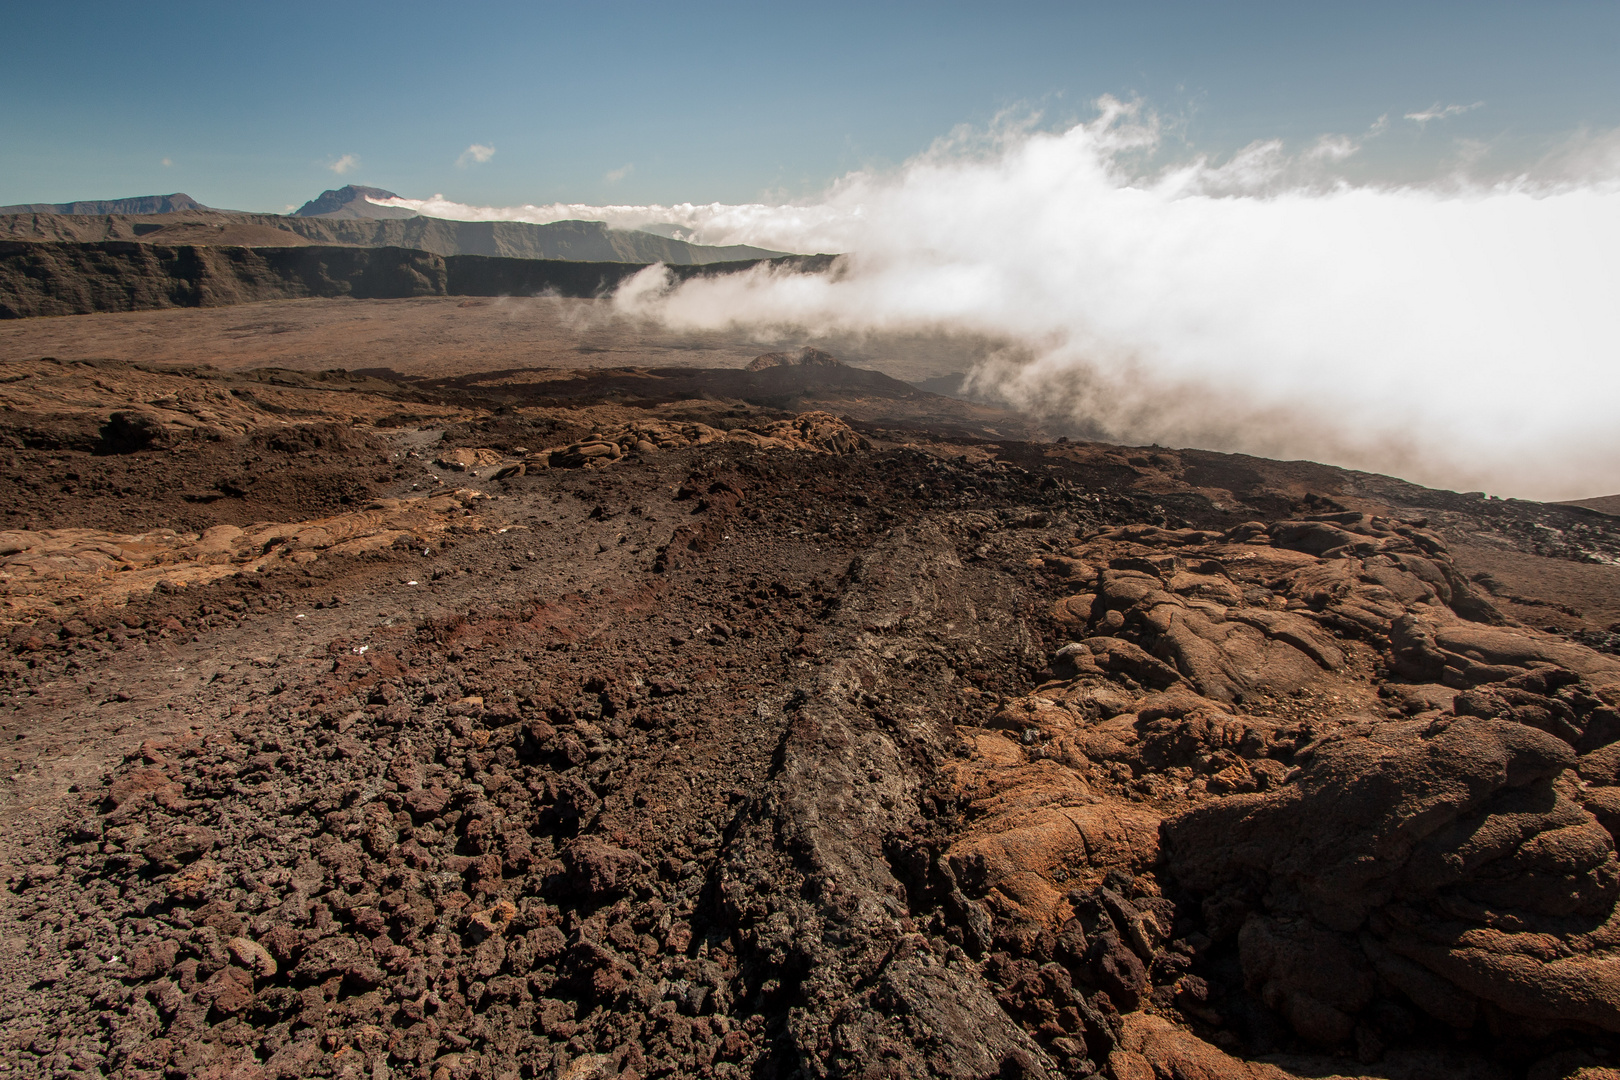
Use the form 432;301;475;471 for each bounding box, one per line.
3;352;1620;1080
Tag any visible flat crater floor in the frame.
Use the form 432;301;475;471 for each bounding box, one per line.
0;295;996;383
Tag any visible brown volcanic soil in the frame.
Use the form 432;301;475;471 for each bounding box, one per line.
1562;496;1620;518
2;341;1620;1079
0;296;997;384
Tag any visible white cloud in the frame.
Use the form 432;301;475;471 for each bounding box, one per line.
604;164;634;184
457;143;496;167
1535;127;1620;187
1306;135;1358;162
161;157;173;167
1405;102;1484;125
373;103;1620;498
328;153;360;175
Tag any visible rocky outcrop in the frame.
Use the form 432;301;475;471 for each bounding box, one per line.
938;509;1620;1068
1164;709;1620;1039
492;412;870;477
745;346;845;371
0;490;491;624
434;447;505;472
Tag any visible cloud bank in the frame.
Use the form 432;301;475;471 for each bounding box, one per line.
382;102;1620;500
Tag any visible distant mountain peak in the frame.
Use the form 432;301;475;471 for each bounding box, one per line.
0;193;209;216
292;185;417;220
746;347;845;372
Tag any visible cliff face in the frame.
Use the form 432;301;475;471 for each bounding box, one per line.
439;252;800;298
273;216;783;263
0;242;824;319
0;242;446;318
0;211;785;264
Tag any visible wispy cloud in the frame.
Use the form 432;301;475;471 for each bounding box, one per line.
161;157;173;167
328;153;361;175
604;163;634;183
457;143;496;167
1405;102;1484;125
1306;134;1358;162
1535;127;1620;187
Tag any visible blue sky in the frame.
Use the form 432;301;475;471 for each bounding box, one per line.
3;0;1618;212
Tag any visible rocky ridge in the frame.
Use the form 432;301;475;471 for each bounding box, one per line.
0;213;786;266
0;195;211;217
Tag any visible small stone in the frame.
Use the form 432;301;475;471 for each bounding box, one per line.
227;936;277;978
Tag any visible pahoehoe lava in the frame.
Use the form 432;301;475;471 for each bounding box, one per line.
3;346;1620;1080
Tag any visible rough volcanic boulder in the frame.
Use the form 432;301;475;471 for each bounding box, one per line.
434;446;503;471
1110;1013;1293;1080
99;410;172;452
761;410;870;455
540;411;868;468
1164;713;1620;1038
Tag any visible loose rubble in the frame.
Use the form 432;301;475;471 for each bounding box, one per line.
3;355;1620;1080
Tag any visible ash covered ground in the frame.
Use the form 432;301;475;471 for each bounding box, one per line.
2;337;1620;1080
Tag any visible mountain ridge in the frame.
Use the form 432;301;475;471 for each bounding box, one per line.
291;184;417;220
0;209;788;263
0;185;790;261
0;192;211;216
